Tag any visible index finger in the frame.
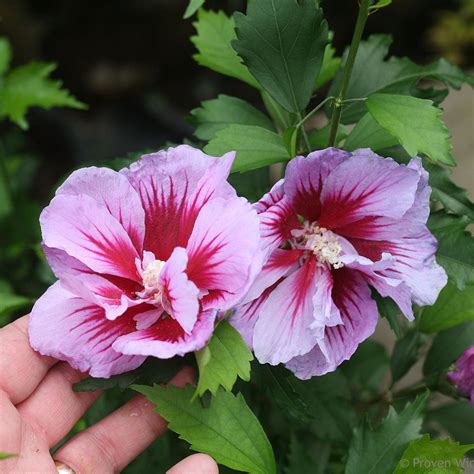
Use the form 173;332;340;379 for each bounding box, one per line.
0;316;57;404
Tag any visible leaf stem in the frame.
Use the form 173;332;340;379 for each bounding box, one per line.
297;112;312;153
327;0;371;147
296;96;335;128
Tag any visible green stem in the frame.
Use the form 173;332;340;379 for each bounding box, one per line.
296;96;335;129
297;112;312;153
327;0;371;147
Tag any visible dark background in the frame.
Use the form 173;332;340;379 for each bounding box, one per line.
0;0;471;202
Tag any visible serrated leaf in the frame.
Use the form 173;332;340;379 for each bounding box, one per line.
0;62;85;129
191;10;259;88
425;163;474;220
423;320;474;377
420;281;474;333
259;365;312;423
394;434;474;474
73;357;183;392
204;124;290;173
328;34;474;124
195;320;253;397
183;0;205;19
133;384;276;474
344;112;398;151
233;0;328;112
0;37;12;76
390;330;422;384
190;94;274;141
345;393;429;474
428;211;474;290
366;94;454;165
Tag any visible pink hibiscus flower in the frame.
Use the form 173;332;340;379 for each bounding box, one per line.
29;145;263;378
448;346;474;404
231;148;447;379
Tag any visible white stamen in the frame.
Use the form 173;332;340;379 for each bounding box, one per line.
142;259;166;300
292;222;344;269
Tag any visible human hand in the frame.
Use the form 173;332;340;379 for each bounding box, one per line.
0;316;218;473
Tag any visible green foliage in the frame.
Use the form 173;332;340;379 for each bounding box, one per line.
0;38;12;75
373;290;403;339
183;0;205;19
73;357;184;392
195;320;253;397
133;384;276;474
390;330;423;384
329;34;474;124
345;393;429;474
344;112;398;151
393;435;474;474
191;10;259;88
204;124;290;172
0;62;85;130
366;94;454;165
0;453;17;460
420;281;474;333
233;0;328;112
190;94;274;141
428;211;474;290
369;0;392;11
315;34;341;90
425;163;474;220
423;321;474;377
0;291;31;327
308;123;347;150
284;436;329;474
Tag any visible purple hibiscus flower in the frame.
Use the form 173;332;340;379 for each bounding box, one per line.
231;147;447;379
448;346;474;404
29;145;263;378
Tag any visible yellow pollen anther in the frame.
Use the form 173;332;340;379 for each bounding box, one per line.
142;259;166;297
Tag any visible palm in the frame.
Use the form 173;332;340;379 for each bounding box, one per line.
0;317;217;473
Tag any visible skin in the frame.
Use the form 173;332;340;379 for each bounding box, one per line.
0;316;219;474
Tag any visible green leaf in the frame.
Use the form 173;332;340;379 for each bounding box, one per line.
427;401;474;446
195;320;253;397
369;0;392;11
285;436;329;474
261;90;296;130
228;167;270;202
0;37;12;76
233;0;328;112
183;0;205;19
0;452;17;460
420;281;474;333
204;124;290;173
423;320;474;377
133;385;276;474
366;94;454;165
373;289;403;339
390;330;422;384
73;358;183;392
329;34;474;124
345;393;429;474
393;435;474;474
0;292;31;317
0;62;86;129
258;365;312;423
282;126;298;156
341;340;390;397
315;34;341;89
425;163;474;220
190;94;274;141
428;211;474;290
344;112;398;152
308;123;347;150
191;10;259;88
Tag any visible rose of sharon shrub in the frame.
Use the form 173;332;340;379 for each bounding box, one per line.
448;346;474;404
231;147;447;379
29;145;263;377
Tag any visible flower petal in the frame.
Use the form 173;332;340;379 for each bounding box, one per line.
319;150;419;231
122;145;235;260
41;194;141;281
113;310;217;359
186;197;263;311
29;282;146;378
57;167;145;253
284;148;349;221
253;257;319;365
286;269;378;379
159;247;199;334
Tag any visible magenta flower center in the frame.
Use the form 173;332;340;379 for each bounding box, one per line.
291;221;344;269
